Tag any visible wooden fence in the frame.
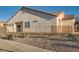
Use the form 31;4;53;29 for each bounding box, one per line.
51;26;75;33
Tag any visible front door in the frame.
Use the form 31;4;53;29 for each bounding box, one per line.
16;25;22;32
15;21;23;32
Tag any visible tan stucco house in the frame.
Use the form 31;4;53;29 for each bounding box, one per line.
6;7;76;33
0;20;6;27
0;20;6;35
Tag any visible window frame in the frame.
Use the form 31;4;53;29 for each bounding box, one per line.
25;22;30;28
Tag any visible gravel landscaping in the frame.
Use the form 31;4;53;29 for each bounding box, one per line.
5;33;79;52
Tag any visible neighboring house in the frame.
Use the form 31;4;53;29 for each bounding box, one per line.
0;20;6;27
6;7;76;33
0;20;6;35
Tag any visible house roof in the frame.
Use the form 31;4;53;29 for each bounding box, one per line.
62;15;75;20
51;11;64;16
21;7;57;16
6;7;75;22
7;7;57;23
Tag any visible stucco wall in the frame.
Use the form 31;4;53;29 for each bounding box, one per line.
7;8;57;33
56;12;64;33
62;19;75;26
62;19;75;32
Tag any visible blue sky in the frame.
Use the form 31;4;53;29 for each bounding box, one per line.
0;6;79;21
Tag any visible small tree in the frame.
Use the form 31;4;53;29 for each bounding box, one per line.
76;16;79;22
75;16;79;31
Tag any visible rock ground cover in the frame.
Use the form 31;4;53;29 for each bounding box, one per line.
8;33;79;52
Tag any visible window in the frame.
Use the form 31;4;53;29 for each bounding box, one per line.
12;24;14;26
6;24;8;26
4;24;6;26
9;24;11;26
25;22;30;28
7;24;12;26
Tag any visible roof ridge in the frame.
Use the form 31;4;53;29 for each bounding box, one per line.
21;7;57;16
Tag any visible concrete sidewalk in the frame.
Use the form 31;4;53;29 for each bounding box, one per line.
0;39;51;52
